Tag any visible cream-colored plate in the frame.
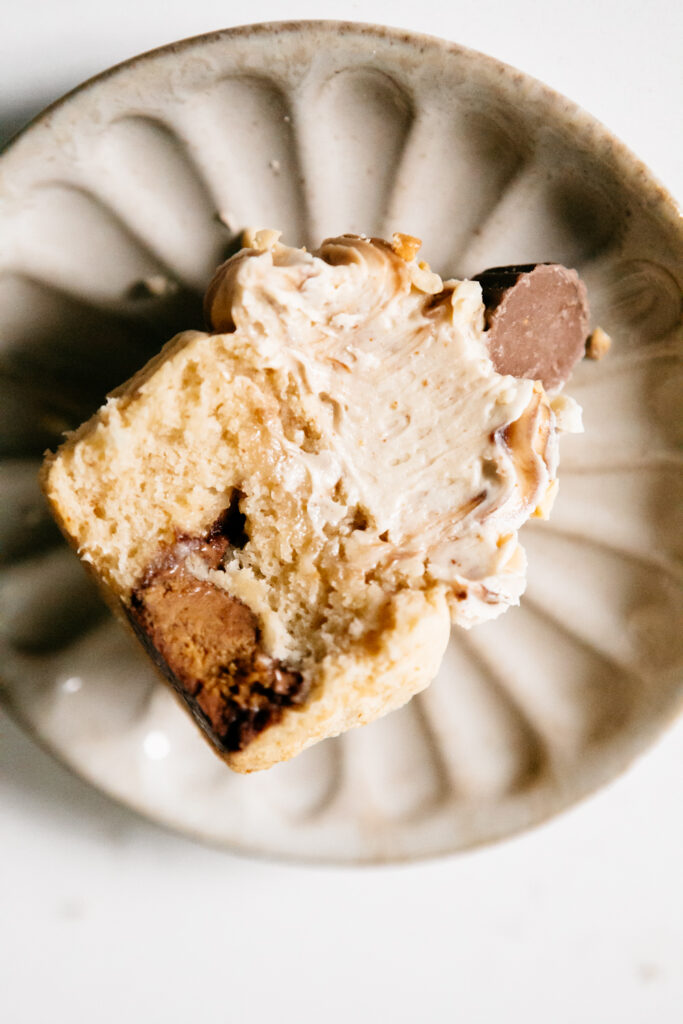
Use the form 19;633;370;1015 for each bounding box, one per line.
1;21;681;863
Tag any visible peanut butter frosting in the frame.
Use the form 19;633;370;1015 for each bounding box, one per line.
204;230;582;631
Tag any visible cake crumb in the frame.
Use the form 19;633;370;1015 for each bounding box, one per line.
129;275;177;299
391;232;422;261
585;326;612;360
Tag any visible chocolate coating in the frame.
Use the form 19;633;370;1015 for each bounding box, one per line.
474;263;589;390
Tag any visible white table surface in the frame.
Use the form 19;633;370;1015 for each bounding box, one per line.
2;3;681;1022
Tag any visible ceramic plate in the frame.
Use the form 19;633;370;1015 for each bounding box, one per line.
1;21;681;863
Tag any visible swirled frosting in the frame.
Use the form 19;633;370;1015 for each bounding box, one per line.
205;231;582;629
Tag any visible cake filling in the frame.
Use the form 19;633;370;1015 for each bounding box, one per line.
129;512;307;751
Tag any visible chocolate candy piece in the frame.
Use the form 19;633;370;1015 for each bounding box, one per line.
127;510;307;754
474;264;589;390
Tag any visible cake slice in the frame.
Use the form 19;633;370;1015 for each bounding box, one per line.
42;231;588;772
